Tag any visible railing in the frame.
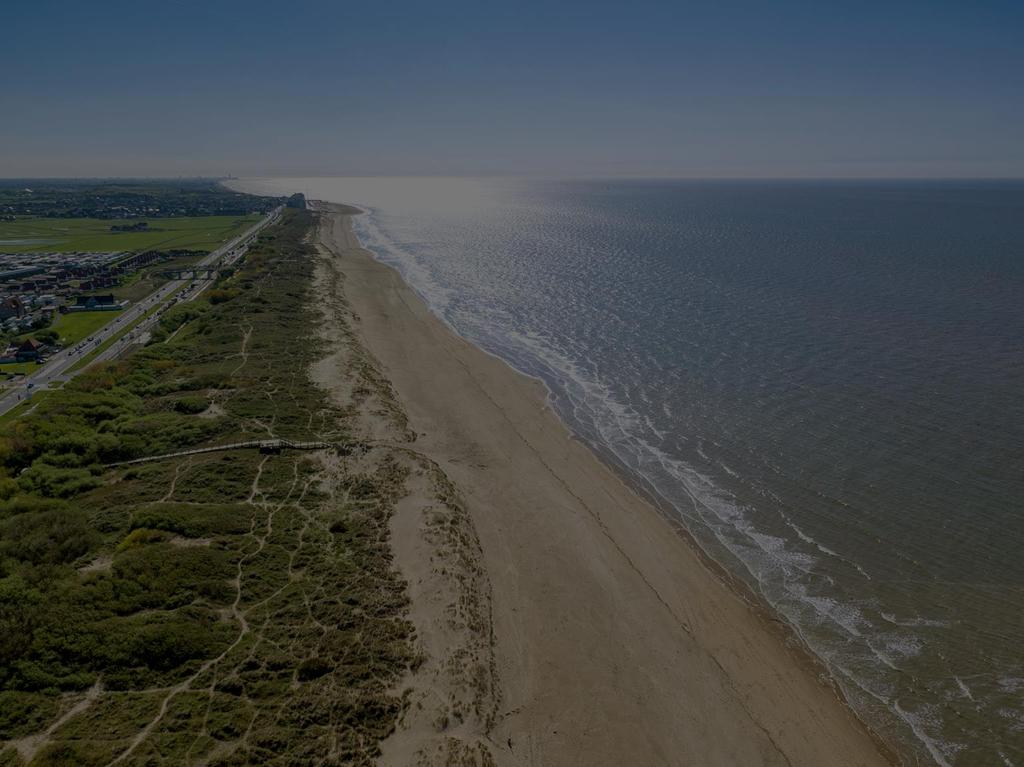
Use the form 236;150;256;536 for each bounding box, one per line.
106;438;337;467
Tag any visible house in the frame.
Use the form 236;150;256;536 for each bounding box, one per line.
0;266;43;282
68;293;127;312
110;221;149;233
15;338;43;361
75;294;116;309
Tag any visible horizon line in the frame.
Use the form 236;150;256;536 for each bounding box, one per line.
3;174;1024;183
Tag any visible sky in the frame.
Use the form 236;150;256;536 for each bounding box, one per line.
2;0;1023;178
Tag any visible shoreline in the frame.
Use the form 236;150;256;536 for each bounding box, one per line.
315;201;895;766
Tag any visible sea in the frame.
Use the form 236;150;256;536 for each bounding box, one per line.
231;177;1024;766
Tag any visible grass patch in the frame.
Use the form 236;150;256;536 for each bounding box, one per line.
37;311;118;347
0;362;38;376
0;215;261;254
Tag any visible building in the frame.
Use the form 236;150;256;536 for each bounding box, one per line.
68;293;127;312
15;338;43;361
0;296;25;321
0;266;44;282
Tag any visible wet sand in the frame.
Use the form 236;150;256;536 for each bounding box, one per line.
316;203;892;766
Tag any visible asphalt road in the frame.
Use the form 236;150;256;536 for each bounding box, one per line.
0;207;281;417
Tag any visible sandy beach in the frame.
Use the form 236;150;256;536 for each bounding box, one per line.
314;203;892;766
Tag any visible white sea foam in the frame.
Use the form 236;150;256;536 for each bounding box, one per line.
720;461;740;478
783;517;874;580
880;612;951;629
867;634;923;670
351;210;457;316
892;701;960;767
999;677;1024;693
954;676;974;701
785;519;839;556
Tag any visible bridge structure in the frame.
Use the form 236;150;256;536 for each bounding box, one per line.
157;259;237;281
106;438;343;468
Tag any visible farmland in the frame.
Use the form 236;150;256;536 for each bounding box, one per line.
0;215;262;255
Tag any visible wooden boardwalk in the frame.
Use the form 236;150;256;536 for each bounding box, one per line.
106;438;336;467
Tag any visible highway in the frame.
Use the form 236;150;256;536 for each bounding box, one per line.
0;207;282;417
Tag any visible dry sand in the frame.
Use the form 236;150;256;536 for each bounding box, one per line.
314;203;892;767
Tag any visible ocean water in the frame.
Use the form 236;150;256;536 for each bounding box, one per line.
234;177;1024;765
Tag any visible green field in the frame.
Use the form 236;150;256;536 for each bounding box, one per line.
0;214;261;254
43;311;119;346
0;361;38;376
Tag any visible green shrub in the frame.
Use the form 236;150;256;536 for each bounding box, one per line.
0;494;66;520
0;508;95;566
130;503;252;538
0;576;42;683
34;329;59;345
0;691;59;739
17;465;101;498
111;411;221;454
116;527;170;551
207;288;239;304
148;303;209;344
172;396;208;414
0;478;18;501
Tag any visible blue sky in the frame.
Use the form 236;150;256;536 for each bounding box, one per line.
2;0;1022;177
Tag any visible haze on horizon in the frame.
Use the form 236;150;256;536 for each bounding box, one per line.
2;0;1023;179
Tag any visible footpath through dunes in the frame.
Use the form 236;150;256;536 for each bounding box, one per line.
0;209;434;766
316;202;894;767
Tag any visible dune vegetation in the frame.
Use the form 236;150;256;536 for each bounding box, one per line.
0;210;416;765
